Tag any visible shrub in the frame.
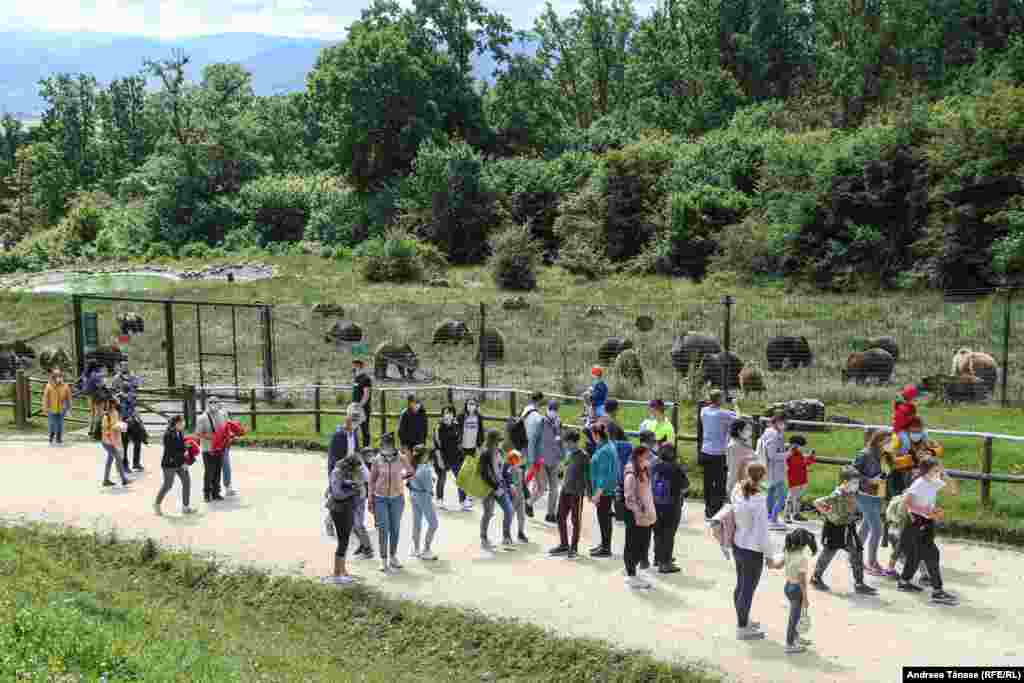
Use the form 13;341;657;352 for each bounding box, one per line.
651;186;753;279
179;242;210;259
238;174;320;244
319;245;335;259
556;233;614;281
221;225;260;252
707;215;787;282
489;224;541;291
0;252;28;274
145;243;173;260
354;229;446;283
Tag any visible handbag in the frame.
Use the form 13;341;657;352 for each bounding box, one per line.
456;452;494;499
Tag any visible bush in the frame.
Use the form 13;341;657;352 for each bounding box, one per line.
707;215;787;282
145;243;173;260
319;245;335;259
490;224;541;291
556;233;614;280
179;242;210;259
0;252;28;274
354;229;446;283
221;225;260;252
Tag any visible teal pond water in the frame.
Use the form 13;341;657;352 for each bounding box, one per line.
21;272;182;294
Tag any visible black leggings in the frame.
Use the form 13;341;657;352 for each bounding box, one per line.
330;498;355;558
623;510;653;577
702;454;727;519
899;518;943;589
595;496;614;551
435;454;466;503
122;433;142;468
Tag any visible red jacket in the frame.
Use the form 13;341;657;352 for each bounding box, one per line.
183;436;201;465
892;400;917;433
212;420;246;453
786;448;816;487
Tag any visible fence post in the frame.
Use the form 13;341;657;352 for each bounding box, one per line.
1001;289;1012;407
479;302;487;390
72;295;84;379
379;389;387;438
182;385;195;431
14;370;28;428
250;389;257;433
721;295;734;395
509;389;517;418
164;302;176;388
314;386;321;434
447;386;454;407
981;437;994;509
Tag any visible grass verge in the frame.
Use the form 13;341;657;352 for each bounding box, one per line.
0;523;718;683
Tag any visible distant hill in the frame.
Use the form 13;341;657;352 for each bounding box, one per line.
0;30;538;119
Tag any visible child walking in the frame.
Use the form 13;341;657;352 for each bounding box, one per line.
408;445;440;561
549;429;588;559
504;449;530;544
783;528;816;654
811;467;878;595
784;436;815;523
479;430;515;551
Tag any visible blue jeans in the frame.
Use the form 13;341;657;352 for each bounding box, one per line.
766;480;787;520
480;492;513;542
374;495;405;558
857;493;883;566
102;443;128;483
221;448;232;488
410;490;438;552
48;412;65;441
784;583;803;645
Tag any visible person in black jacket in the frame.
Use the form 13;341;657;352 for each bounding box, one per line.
328;414;361;480
154;415;194;515
433;405;465;510
604;399;627;441
398;393;428;452
651;445;689;574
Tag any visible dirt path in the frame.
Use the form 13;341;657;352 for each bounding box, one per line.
2;439;1021;682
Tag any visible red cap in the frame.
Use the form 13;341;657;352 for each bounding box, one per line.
591;366;603;378
901;385;919;401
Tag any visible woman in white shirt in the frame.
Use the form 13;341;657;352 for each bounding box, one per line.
731;462;784;640
726;420;755;496
898;458;958;605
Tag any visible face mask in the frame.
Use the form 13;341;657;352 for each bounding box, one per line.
548;409;558;419
910;432;924;443
846;480;860;493
741;429;752;442
443;415;454;425
468;404;477;414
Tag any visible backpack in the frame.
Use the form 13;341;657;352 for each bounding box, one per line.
506;408;535;451
886;494;908;527
456;451;494;499
652;467;673;506
710;503;736;550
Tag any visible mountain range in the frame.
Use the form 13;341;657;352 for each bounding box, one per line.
0;30;536;120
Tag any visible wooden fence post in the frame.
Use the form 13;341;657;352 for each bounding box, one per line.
314;386;321;434
671;402;679;446
14;370;28;428
447;386;454;407
182;385;195;431
981;437;994;509
250;389;257;433
509;389;517;418
379;389;387;438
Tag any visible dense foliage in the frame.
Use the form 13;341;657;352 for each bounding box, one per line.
2;0;1024;291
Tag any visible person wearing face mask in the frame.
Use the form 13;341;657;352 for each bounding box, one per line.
757;411;788;530
810;468;878;595
726;421;755;498
700;390;737;521
457;399;484;511
433;405;465;511
896;458;958;604
351;359;373;448
43;368;72;446
529;399;564;523
155;415;194;515
590;366;608;418
853;431;889;577
398;394;428;453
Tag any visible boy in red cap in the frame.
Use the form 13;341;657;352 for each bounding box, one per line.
892;385;926;455
591;366;608;418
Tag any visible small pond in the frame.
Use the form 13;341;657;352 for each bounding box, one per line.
19;272;183;295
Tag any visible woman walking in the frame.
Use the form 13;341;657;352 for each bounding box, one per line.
409;445;440;560
457;399;485;511
588;424;618;558
433;405;465;511
854;431;888;577
325;450;366;585
897;458;959;605
154;416;193;515
479;430;515;552
369;433;410;573
623;446;657;590
732;463;782;640
99;396;130;488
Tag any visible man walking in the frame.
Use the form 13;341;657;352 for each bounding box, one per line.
699;390;738;520
197;397;229;502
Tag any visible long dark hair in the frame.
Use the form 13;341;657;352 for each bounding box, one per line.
167;415;184;433
484;428;501;451
784;528;818;556
631;445;650;481
592;423;609;442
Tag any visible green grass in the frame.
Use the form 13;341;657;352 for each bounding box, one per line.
0;523;718;683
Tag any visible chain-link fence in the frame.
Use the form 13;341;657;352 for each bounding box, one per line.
3;289;1020;406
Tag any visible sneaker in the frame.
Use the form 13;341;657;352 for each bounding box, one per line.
810;577;830;592
589;545;603;554
153;503;162;516
638;559;650;571
590;548;612;558
419;551;438;561
798;637;813;646
544;514;557;524
549;545;570;556
658;563;681;574
770;522;788;531
786;644;808;654
855;583;878;596
931;590;959;605
182;506;196;515
462;499;474;512
102;480;116;487
883;567;900;578
898;581;924;593
864;565;885;577
134;465;145;472
481;539;496;552
409;549;421;560
211;495;224;501
784;516;793;524
737;626;766;641
437;501;448;512
748;622;762;631
380;563;392;574
389;556;403;569
121;479;131;487
502;538;517;551
518;533;529;544
567;549;578;560
224;488;237;497
525;504;534;518
626;576;652;590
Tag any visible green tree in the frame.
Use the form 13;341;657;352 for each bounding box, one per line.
37;73;100;192
485;54;567;154
95;75;156;192
412;0;515;78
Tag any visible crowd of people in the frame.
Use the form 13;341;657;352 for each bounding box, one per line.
68;354;960;656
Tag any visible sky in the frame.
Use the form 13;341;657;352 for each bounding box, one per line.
0;0;594;40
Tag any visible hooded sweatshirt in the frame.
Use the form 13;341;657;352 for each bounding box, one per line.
623;463;657;527
540;413;563;468
212;420;245;453
434;418;463;468
892;399;917;433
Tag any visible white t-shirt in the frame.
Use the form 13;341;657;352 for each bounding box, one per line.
785;548;810;582
462;414;480;450
907;476;945;513
731;490;773;555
